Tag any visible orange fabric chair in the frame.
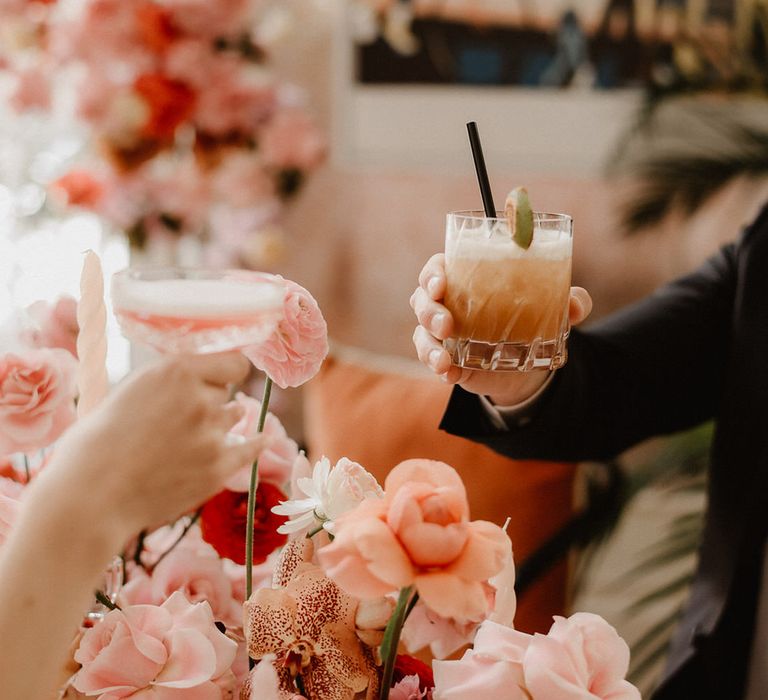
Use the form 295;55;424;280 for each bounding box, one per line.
303;352;577;634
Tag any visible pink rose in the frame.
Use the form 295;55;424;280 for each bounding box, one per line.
224;393;299;490
523;613;641;700
433;621;532;700
23;296;79;357
74;591;237;698
243;277;328;389
0;349;78;457
122;536;240;628
260;109;326;171
318;459;510;622
0;477;23;546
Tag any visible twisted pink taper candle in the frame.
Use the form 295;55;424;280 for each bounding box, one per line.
76;251;109;417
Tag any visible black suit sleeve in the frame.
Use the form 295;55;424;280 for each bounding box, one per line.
440;234;743;463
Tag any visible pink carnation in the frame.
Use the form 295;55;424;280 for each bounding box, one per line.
390;675;428;700
224;393;299;490
73;591;237;698
243;277;328;389
0;349;78;457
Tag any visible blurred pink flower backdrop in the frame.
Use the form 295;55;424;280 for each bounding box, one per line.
1;0;325;269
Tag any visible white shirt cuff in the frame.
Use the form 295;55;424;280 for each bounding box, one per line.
478;371;555;430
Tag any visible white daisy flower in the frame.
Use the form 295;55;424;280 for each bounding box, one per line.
272;456;383;535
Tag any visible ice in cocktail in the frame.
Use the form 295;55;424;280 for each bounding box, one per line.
443;211;573;371
112;268;285;354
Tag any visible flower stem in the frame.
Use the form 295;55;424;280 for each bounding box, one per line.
245;376;273;601
23;455;30;484
379;585;414;700
94;590;121;611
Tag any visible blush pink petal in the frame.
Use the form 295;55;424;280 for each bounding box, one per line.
415;572;489;623
554;613;631;697
135;683;222;700
349;516;415;588
384;459;467;505
398;520;468;568
447;520;511;582
524;634;594;700
152;629;216;688
318;514;414;598
433;621;532;700
488;534;517;627
317;543;397;599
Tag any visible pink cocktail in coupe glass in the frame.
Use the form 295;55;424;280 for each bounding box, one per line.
111;268;285;354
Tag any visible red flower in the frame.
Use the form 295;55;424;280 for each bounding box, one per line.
133;73;195;141
50;171;104;209
200;484;288;565
394;654;434;692
135;2;177;54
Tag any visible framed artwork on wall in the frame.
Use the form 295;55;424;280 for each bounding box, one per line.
331;0;750;176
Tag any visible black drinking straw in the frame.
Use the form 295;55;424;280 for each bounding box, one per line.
466;121;496;217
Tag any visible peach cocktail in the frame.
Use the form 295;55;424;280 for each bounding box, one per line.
443;210;573;372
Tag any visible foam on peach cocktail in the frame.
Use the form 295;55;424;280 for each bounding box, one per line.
443;212;572;371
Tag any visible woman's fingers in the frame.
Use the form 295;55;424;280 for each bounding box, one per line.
183;352;251;388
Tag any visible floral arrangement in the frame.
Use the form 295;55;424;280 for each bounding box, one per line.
1;0;325;268
0;268;641;700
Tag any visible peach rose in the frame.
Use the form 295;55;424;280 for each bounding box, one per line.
23;296;79;357
73;592;237;698
318;459;510;622
0;349;78;457
432;621;532;700
523;613;641;700
224;393;299;490
243;277;328;389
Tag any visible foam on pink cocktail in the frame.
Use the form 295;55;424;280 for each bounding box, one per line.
113;277;285;352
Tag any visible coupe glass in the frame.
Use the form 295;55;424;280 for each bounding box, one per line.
111;267;285;354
